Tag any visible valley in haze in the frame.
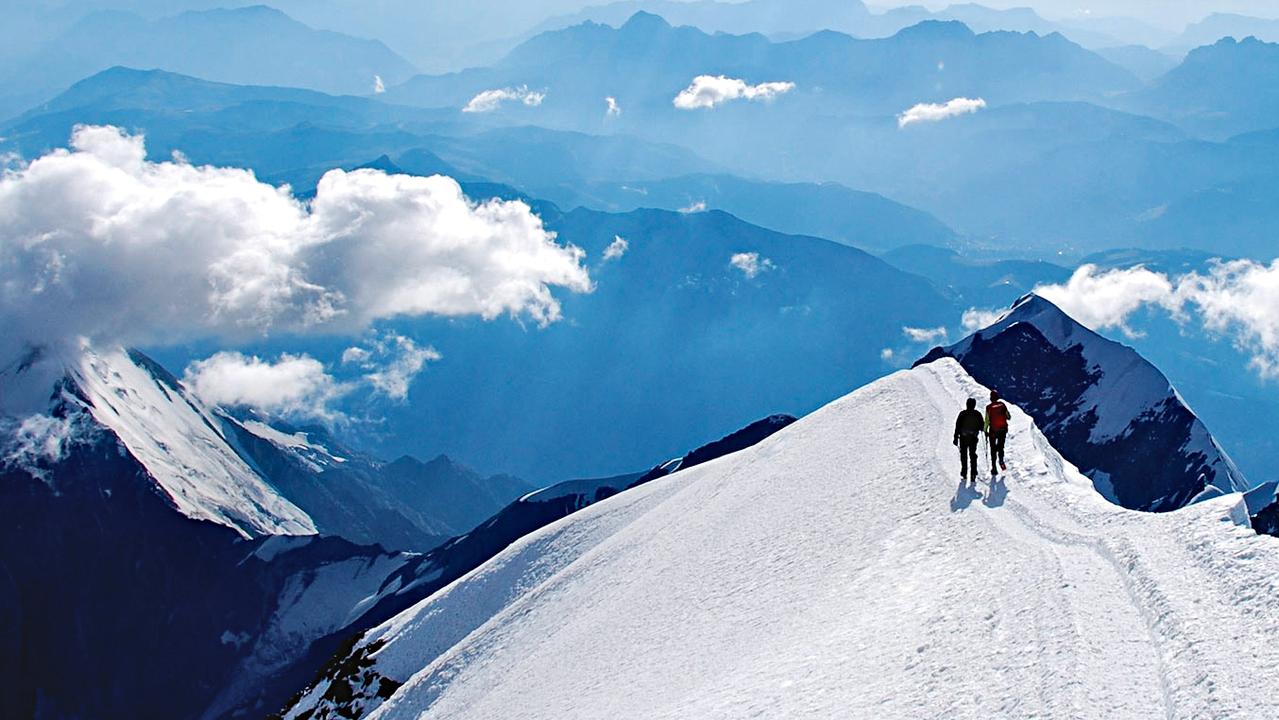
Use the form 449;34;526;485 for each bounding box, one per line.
2;1;1279;718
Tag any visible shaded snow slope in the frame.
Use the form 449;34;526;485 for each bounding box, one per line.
4;344;526;550
918;294;1246;511
285;359;1279;720
66;346;316;537
1246;482;1279;537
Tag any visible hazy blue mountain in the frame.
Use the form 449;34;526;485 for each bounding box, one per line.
534;0;875;38
899;109;1279;256
417;125;723;185
1078;247;1229;274
21;65;403;119
1133;174;1279;258
226;416;533;551
509;172;957;252
1;68;716;187
1167;12;1279;52
0;5;417;119
385;14;1141;119
320;206;956;480
881;244;1072;307
4;67;955;256
536;0;1152;49
1125;36;1279;138
874;3;1122;48
240;0;604;72
1094;44;1180;81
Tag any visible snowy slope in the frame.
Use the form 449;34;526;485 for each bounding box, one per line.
919;294;1246;511
64;345;315;537
284;359;1279;720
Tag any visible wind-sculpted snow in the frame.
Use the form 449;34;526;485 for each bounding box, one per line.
918;294;1246;511
282;360;1279;719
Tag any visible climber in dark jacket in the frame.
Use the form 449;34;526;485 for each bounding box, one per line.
953;398;984;483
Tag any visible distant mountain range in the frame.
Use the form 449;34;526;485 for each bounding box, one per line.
533;0;1172;49
9;65;1279;485
386;13;1141;118
0;5;417;119
1123;36;1279;138
1167;12;1279;52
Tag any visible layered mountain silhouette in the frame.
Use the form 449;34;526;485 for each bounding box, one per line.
0;5;416;118
1125;35;1279;138
386;13;1140;118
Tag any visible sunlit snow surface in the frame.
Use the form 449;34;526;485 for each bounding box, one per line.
288;359;1279;720
68;346;316;537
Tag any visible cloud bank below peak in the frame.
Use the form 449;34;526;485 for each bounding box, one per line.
1028;261;1279;379
463;86;546;113
0;125;593;366
898;97;987;127
673;75;795;110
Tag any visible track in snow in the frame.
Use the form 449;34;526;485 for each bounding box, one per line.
291;360;1279;720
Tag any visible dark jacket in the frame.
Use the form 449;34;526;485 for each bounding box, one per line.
954;409;984;441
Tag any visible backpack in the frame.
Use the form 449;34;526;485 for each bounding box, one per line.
988;401;1009;432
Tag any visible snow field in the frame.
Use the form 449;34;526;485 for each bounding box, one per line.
291;359;1279;720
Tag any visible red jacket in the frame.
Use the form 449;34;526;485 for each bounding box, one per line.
985;401;1011;434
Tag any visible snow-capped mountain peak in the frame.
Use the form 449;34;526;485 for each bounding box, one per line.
918;294;1246;511
5;343;316;538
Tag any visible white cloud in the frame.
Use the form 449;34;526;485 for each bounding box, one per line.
602;235;629;262
183;352;347;421
898;97;987;128
903;326;949;344
1175;260;1279;377
1033;264;1174;337
961;307;1007;332
673;75;795;110
373;74;386;94
0;126;592;363
463;86;545;113
347;333;441;401
186;333;442;418
730;252;775;279
341;346;371;365
1032;260;1279;379
679;200;708;214
880;348;895;361
605;96;622;117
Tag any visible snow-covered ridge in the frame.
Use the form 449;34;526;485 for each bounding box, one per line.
52;345;315;538
283;359;1279;720
921;294;1246;511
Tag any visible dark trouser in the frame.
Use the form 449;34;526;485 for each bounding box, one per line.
990;430;1007;469
959;435;978;478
